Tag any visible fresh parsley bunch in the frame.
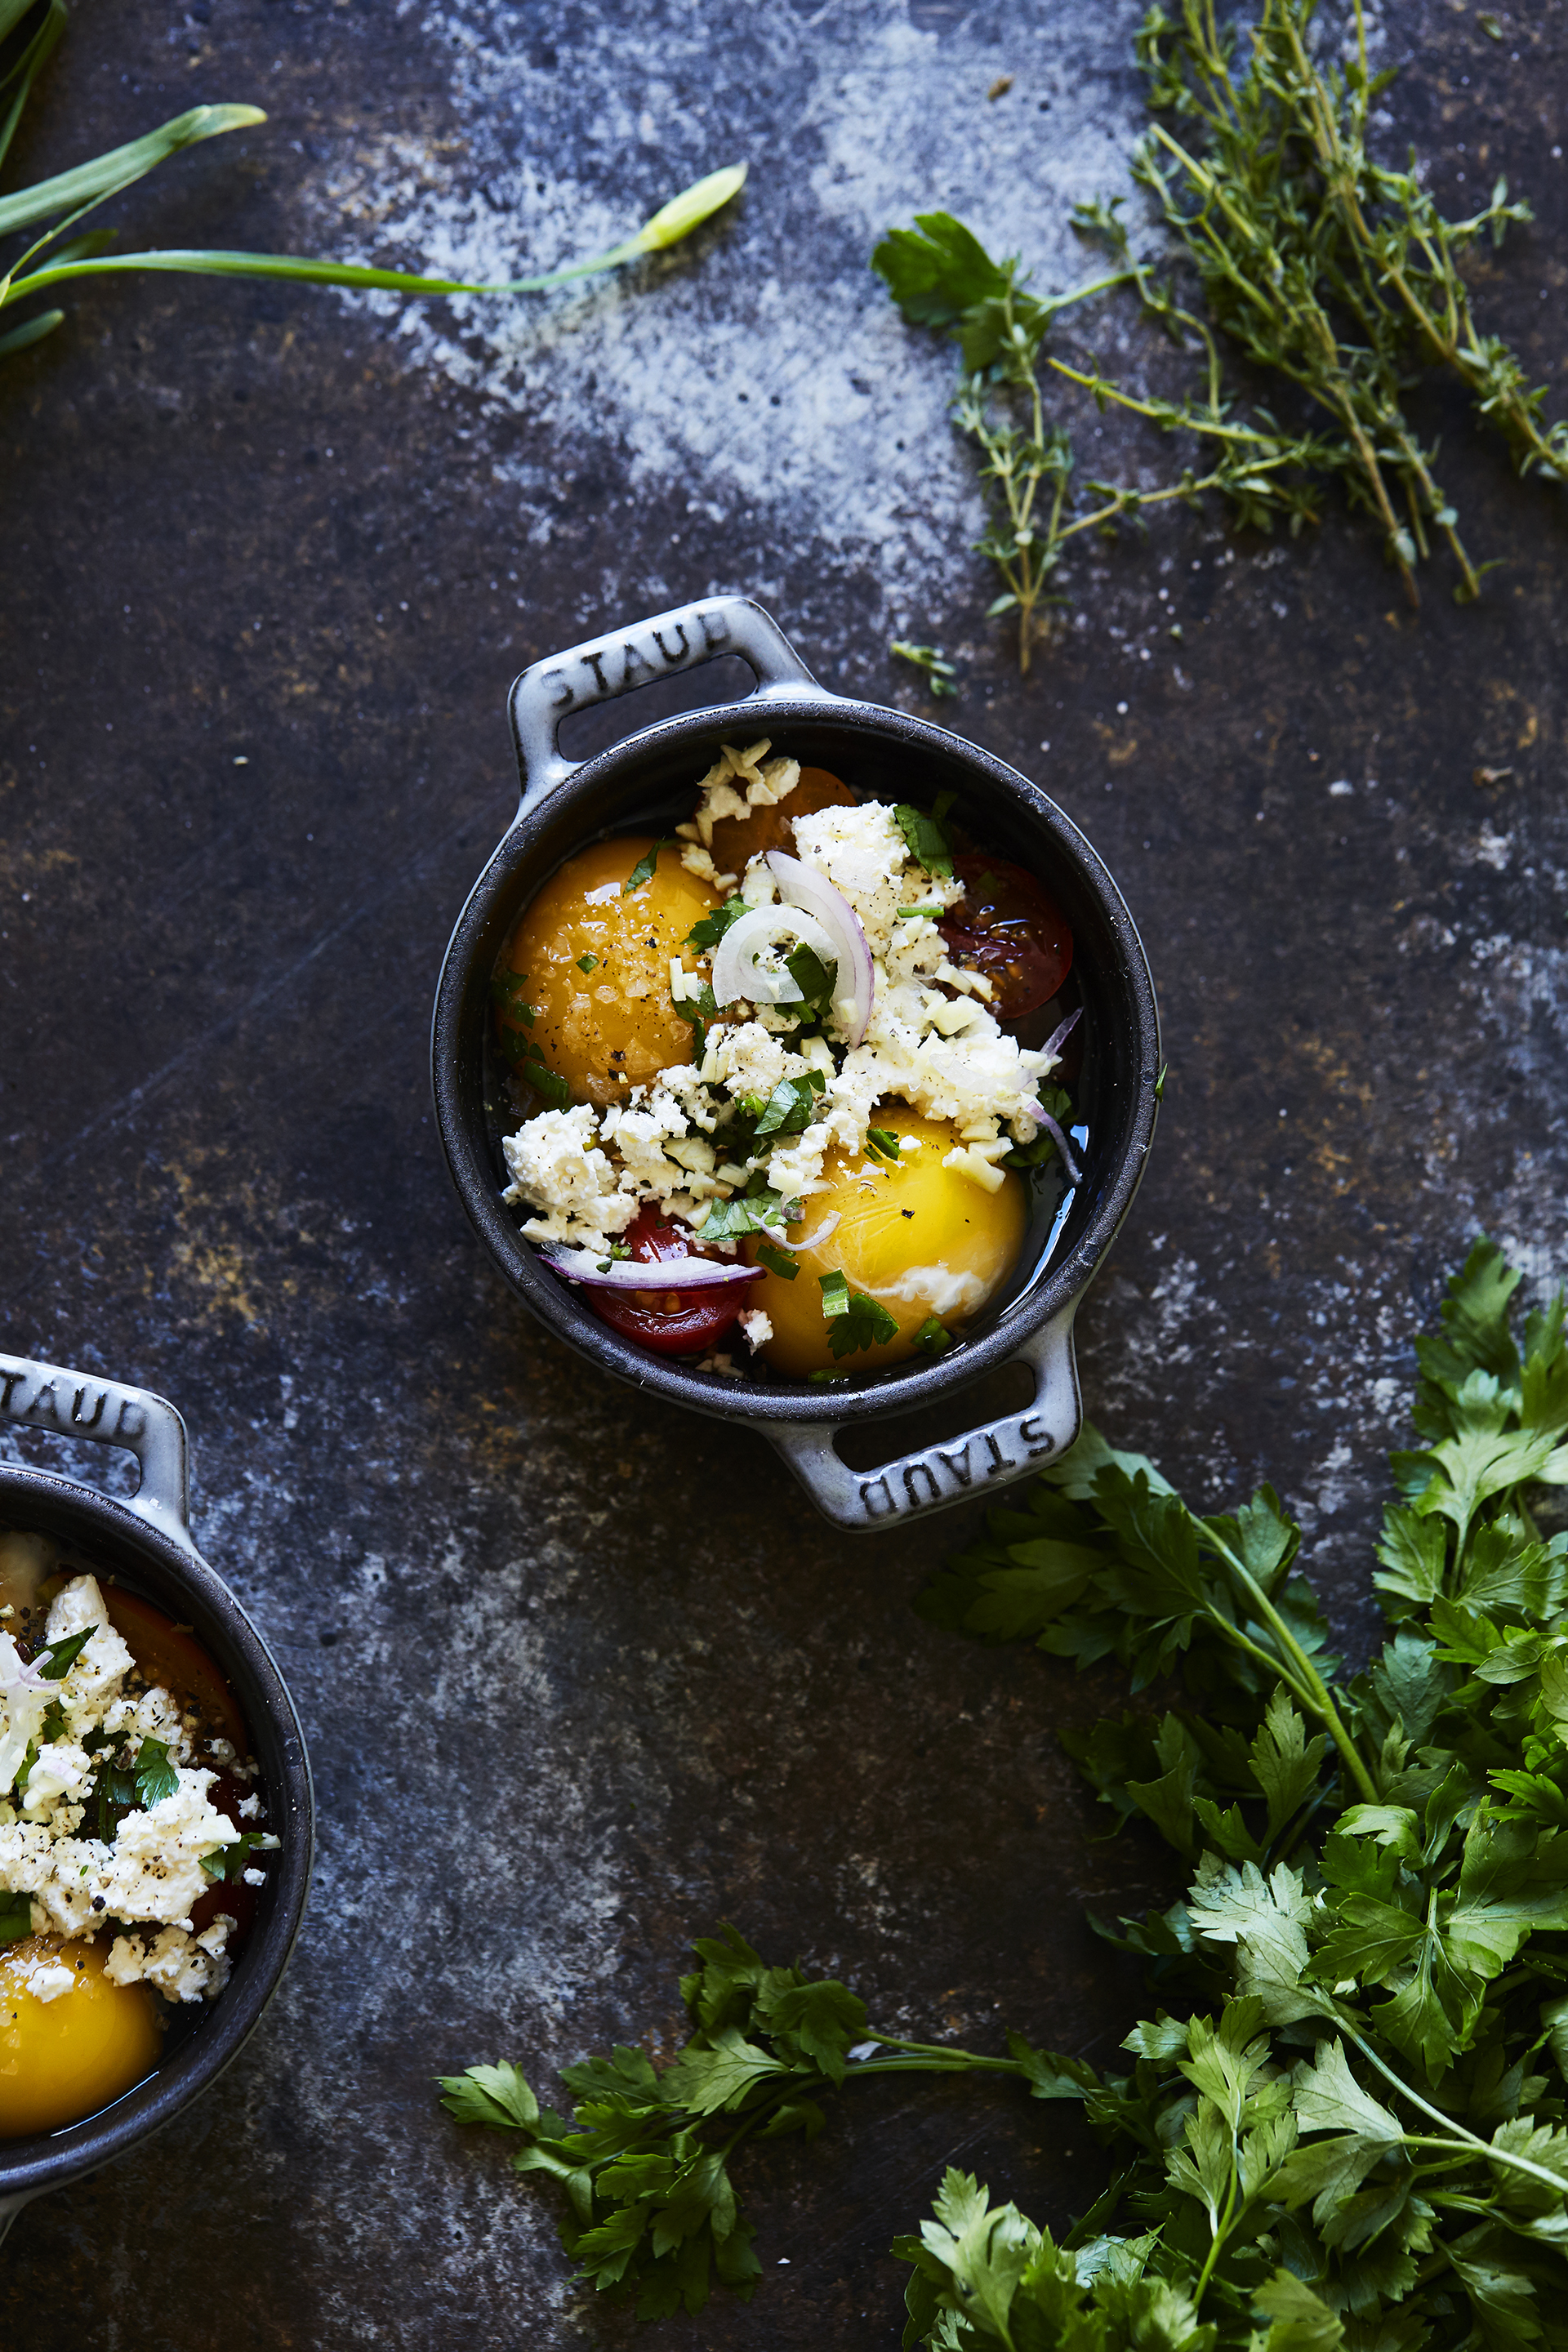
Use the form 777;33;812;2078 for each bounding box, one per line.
439;1923;1073;2322
444;1237;1568;2347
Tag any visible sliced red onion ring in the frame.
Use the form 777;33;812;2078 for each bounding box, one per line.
765;850;875;1046
710;903;840;1007
1042;1005;1081;1064
1021;1102;1085;1187
539;1247;766;1293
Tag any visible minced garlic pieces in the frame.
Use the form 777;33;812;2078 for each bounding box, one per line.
676;738;802;850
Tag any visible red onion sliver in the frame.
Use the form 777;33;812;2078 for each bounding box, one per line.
765;850;875;1046
1021;1104;1085;1187
1042;1005;1081;1064
539;1247;767;1293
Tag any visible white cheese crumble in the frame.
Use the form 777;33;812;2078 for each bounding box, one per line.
500;753;1072;1263
0;1573;263;2003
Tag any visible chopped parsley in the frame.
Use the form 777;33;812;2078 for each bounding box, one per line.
753;1071;826;1138
134;1737;180;1808
623;839;679;894
35;1626;94;1681
200;1833;262;1883
685;896;750;951
699;1175;801;1243
818;1270;900;1357
864;1127;901;1162
577;952;599;973
913;1314;951;1355
784;942;837;1018
754;1239;800;1281
1003;1082;1075;1174
0;1890;32;1946
893;797;956;879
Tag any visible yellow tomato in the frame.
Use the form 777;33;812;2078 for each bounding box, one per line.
744;1107;1027;1377
501;837;720;1110
0;1933;162;2138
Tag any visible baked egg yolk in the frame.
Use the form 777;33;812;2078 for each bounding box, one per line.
502;838;720;1110
742;1107;1027;1378
0;1934;161;2138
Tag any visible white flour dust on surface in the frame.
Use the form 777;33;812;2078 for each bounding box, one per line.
308;0;1152;625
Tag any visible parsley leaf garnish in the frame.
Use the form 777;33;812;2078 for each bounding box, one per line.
0;1889;33;1945
200;1833;262;1882
685;897;750;951
698;1178;798;1243
817;1271;900;1358
134;1737;180;1808
783;942;837;1018
893;802;955;880
752;1071;826;1139
34;1626;94;1681
623;839;679;895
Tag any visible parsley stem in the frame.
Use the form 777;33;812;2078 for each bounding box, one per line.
857;2033;1031;2074
1339;2025;1568;2199
1197;1519;1379;1806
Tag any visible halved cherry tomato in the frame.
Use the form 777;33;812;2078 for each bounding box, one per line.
588;1207;746;1356
938;853;1073;1020
101;1588;250;1754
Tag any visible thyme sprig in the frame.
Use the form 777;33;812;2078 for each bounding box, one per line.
875;0;1564;667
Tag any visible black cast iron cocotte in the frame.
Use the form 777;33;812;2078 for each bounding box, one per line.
431;595;1160;1530
0;1355;313;2240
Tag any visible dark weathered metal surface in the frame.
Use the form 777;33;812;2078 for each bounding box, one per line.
2;0;1566;2342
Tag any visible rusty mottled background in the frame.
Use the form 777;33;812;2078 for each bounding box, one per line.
2;0;1566;2342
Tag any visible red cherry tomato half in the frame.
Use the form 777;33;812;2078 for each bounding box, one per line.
588;1208;746;1356
938;853;1073;1021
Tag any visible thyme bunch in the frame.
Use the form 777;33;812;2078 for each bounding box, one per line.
875;0;1564;668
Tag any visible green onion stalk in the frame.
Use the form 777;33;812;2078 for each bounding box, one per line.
0;0;746;361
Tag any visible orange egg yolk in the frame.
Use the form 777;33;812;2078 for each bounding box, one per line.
502;836;721;1109
743;1107;1027;1377
0;1934;162;2138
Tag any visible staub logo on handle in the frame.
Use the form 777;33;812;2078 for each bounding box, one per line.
0;1366;145;1441
539;604;733;715
855;1407;1063;1521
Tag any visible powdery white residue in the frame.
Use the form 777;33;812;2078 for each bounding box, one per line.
304;0;1151;625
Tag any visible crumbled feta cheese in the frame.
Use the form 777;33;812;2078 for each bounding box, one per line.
703;1022;808;1100
12;1952;75;2002
680;740;802;847
501;759;1076;1315
106;1915;234;2003
501;1103;636;1249
0;1575;260;2002
737;1308;773;1350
